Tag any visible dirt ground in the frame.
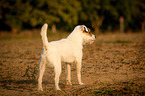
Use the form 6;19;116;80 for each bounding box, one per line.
0;32;145;95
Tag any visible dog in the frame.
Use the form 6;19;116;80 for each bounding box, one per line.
38;23;96;90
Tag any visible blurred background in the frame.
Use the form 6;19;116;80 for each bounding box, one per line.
0;1;145;95
0;0;145;34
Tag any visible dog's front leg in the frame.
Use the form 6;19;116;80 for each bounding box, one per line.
76;61;84;85
66;63;72;85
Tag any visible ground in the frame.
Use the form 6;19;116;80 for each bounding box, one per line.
0;32;145;95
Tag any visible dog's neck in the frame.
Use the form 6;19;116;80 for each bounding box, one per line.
67;30;83;49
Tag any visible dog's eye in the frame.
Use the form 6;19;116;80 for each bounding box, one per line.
85;30;88;33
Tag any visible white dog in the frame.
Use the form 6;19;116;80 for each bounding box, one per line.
38;23;95;90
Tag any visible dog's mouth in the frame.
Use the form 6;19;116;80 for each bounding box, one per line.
89;40;95;44
90;35;96;43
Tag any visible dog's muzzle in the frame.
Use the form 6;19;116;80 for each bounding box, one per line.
92;34;96;40
89;34;96;44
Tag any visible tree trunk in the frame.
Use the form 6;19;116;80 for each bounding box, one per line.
91;16;104;34
94;26;100;34
52;24;56;33
11;27;18;34
141;21;145;32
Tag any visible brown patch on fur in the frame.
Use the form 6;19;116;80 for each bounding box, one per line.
44;45;47;51
83;32;92;37
83;28;92;37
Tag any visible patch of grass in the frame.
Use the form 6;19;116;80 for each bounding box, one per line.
115;40;132;43
96;82;114;94
99;40;132;43
93;80;145;95
22;65;37;80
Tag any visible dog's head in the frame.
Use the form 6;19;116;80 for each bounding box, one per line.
79;25;96;44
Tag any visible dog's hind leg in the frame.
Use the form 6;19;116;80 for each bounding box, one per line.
38;55;46;91
66;63;72;85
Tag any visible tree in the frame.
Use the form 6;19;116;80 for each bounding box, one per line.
46;0;81;30
115;0;145;31
135;0;145;32
79;0;118;33
0;0;81;32
0;0;144;32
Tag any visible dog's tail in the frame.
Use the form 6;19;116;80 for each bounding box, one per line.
41;23;49;50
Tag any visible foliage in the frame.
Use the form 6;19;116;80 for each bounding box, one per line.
0;0;145;32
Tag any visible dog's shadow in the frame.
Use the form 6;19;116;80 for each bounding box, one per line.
0;79;62;91
43;81;66;89
0;79;37;92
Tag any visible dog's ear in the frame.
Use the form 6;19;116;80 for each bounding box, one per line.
87;28;90;32
80;25;85;31
81;25;89;33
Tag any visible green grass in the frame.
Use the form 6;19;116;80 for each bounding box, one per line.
93;80;145;95
99;40;132;43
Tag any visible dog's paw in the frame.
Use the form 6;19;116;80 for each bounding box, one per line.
79;82;84;85
55;86;61;90
38;88;43;91
38;84;43;91
66;81;72;86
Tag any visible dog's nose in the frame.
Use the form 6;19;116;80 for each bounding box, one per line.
95;36;96;38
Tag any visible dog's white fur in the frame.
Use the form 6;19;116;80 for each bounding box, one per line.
38;23;95;90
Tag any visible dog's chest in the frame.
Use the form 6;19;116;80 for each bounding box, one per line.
61;55;76;63
59;46;76;63
60;47;82;63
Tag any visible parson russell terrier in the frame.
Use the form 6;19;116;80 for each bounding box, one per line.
38;23;96;90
